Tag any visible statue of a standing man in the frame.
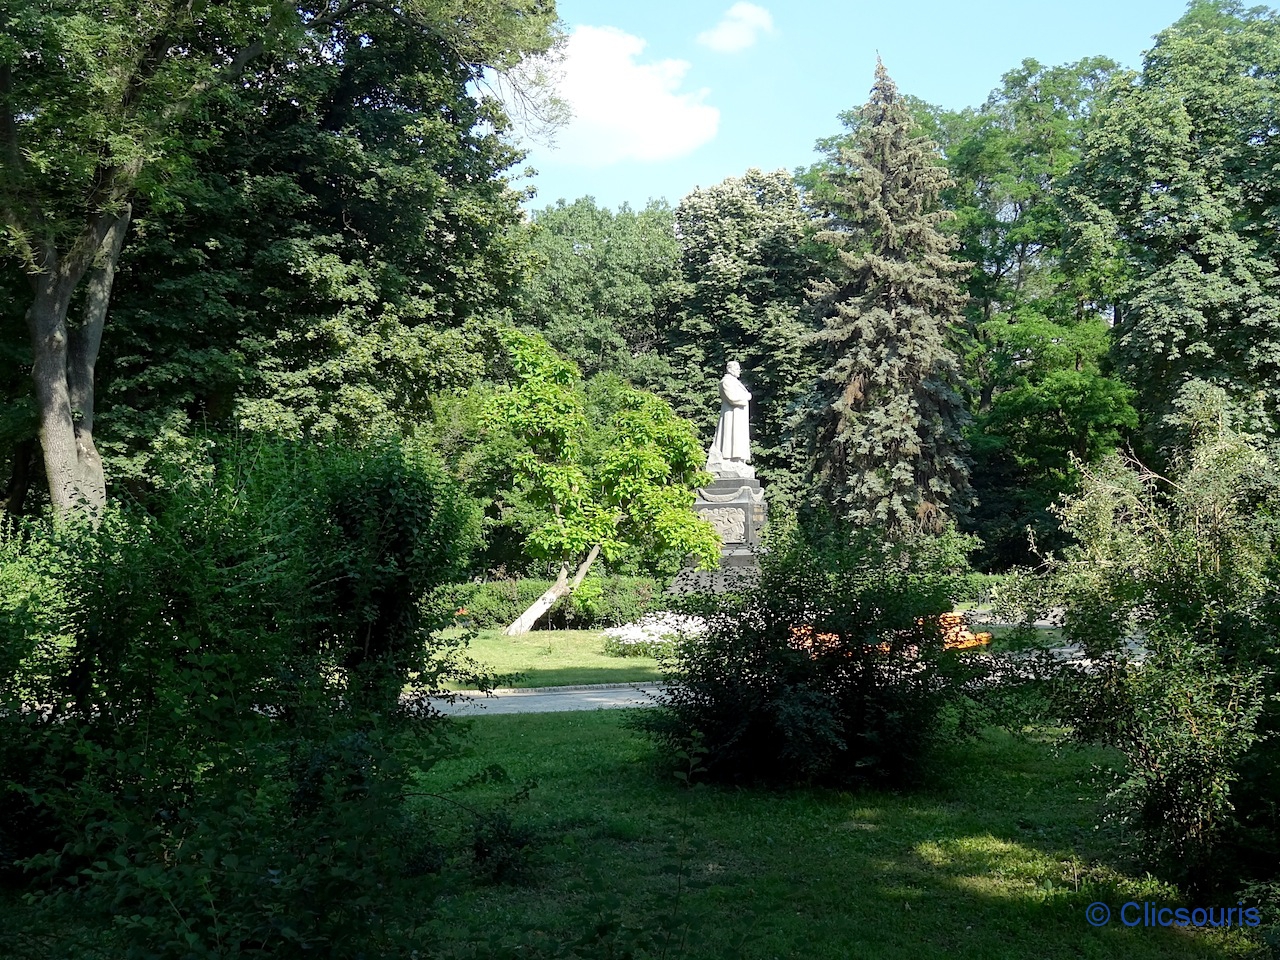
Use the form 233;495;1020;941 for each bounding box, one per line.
707;361;754;478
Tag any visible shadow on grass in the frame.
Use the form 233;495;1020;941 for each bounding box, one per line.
419;713;1262;960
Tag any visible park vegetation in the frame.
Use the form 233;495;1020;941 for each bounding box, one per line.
3;0;1280;956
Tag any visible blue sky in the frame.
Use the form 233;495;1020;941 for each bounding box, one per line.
510;0;1192;211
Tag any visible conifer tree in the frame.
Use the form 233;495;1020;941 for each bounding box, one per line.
799;62;971;534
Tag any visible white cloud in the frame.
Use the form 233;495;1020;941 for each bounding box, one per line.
550;25;719;167
696;3;774;54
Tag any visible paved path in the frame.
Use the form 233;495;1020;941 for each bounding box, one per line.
432;682;667;716
422;618;1147;717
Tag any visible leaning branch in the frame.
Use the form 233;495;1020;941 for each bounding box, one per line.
161;35;269;127
119;27;176;113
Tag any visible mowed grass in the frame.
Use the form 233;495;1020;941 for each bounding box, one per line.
445;628;661;688
416;711;1262;959
449;620;1067;690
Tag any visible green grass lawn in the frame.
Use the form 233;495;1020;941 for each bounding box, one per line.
447;621;1079;689
447;628;662;688
415;711;1263;959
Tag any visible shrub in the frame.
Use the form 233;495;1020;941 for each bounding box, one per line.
634;529;987;788
567;574;665;628
0;434;484;957
954;571;1013;608
432;574;664;630
1019;387;1280;895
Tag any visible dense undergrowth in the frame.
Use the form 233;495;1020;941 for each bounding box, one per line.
0;435;490;958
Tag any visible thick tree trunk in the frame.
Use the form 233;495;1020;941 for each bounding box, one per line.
978;379;994;415
25;210;131;519
503;545;601;636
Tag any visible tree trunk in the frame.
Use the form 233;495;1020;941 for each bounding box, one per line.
2;437;34;515
503;545;601;636
978;379;994;415
26;209;131;519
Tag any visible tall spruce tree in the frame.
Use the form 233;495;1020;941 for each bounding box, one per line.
799;62;971;534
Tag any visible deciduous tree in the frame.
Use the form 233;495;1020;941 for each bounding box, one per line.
486;330;718;634
933;58;1138;565
1063;0;1280;447
0;0;561;516
521;197;681;385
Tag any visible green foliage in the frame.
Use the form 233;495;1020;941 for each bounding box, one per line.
636;528;986;788
1023;386;1280;894
1064;1;1280;446
313;434;482;702
666;169;821;504
94;4;543;475
0;0;563;514
565;573;659;628
966;330;1138;568
0;434;484;957
935;58;1139;566
0;289;36;512
599;635;669;659
470;808;537;886
483;330;719;582
940;57;1117;323
521;198;682;385
797;63;972;536
433;576;664;630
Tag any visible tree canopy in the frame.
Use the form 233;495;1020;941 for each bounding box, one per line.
521;197;681;385
1064;0;1280;447
1;0;562;515
6;0;1280;576
483;329;718;633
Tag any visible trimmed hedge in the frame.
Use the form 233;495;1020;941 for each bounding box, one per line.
431;575;664;630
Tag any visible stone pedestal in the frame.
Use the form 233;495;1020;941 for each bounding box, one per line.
695;476;766;561
670;473;768;594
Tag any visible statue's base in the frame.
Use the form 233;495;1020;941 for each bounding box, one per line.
692;476;766;550
704;455;755;480
669;471;768;595
669;565;759;595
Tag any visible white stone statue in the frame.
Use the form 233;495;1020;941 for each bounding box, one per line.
706;361;754;479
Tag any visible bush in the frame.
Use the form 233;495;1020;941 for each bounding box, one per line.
634;529;987;788
0;434;484;957
1018;387;1280;895
954;571;1013;608
432;574;664;630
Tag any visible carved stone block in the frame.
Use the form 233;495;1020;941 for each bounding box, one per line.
703;506;747;544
